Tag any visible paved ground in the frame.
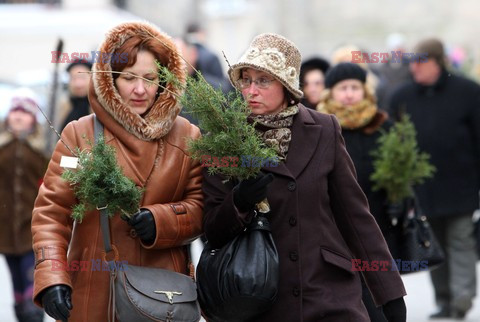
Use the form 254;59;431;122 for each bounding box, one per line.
0;252;479;321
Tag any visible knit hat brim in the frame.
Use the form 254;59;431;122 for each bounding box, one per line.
227;33;304;99
324;62;367;89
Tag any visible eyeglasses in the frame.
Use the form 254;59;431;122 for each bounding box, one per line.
236;77;275;89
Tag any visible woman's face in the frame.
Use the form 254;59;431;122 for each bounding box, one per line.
302;69;325;105
7;109;35;134
240;68;287;115
331;79;365;106
68;65;91;98
115;50;159;115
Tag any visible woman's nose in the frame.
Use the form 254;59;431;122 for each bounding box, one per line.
133;79;147;94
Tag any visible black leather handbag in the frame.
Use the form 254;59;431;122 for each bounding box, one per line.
399;197;445;275
197;214;279;322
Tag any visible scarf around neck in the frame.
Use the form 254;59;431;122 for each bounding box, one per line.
317;98;377;130
248;104;299;160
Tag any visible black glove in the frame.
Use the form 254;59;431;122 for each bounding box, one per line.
125;209;156;243
233;172;274;212
382;297;407;322
41;284;72;322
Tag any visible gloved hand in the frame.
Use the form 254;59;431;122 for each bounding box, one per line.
125;209;156;243
233;172;274;212
41;284;72;322
382;297;407;322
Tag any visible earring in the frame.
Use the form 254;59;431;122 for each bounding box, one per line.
290;99;295;105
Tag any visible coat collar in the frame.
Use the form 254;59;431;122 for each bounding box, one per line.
415;68;448;95
263;104;322;178
0;127;46;154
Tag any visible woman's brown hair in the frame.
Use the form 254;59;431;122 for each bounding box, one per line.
110;35;171;78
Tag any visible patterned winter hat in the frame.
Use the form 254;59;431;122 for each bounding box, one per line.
228;33;303;99
9;88;39;116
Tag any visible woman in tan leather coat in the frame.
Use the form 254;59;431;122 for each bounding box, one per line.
31;22;203;321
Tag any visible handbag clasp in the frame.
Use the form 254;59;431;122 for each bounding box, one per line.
154;290;183;304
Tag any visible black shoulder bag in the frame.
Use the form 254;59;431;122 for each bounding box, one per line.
399;196;445;274
196;212;279;322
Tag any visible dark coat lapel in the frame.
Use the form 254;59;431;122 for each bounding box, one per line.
263;105;323;179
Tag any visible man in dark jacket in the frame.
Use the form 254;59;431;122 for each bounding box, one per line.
390;38;480;320
58;58;93;132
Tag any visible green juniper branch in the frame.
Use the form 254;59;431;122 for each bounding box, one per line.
61;136;143;222
370;114;436;204
157;62;277;181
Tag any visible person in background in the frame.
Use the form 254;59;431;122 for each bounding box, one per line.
331;44;380;93
31;22;203;321
374;33;412;112
184;22;226;83
202;32;407;322
299;56;330;109
58;58;93;132
175;36;233;96
317;62;400;321
390;38;480;320
0;89;48;322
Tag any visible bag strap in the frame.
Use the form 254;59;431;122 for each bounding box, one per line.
93;115;117;322
94;115;195;280
93;115;116;261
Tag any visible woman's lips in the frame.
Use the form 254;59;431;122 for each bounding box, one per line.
131;99;146;106
248;101;261;107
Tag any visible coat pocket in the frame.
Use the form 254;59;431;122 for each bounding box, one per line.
320;248;355;276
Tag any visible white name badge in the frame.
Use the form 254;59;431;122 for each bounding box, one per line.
60;156;79;169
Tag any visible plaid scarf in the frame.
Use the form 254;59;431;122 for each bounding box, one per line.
248;105;299;161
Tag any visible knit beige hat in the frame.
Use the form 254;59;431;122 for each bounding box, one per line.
228;33;303;99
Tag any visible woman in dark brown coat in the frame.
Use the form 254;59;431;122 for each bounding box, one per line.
0;90;48;322
202;33;407;321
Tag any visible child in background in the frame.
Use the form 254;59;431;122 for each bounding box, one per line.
0;89;48;322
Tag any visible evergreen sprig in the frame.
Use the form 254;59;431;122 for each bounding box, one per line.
370;115;436;204
61;136;143;222
157;62;278;181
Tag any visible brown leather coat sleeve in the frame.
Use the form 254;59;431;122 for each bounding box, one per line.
31;122;81;306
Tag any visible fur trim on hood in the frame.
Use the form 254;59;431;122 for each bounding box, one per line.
91;21;186;141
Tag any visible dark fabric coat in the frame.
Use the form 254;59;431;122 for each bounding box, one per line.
389;70;480;218
374;60;412;112
202;104;406;321
0;128;48;255
341;112;402;258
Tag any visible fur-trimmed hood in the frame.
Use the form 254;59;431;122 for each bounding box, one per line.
91;21;186;141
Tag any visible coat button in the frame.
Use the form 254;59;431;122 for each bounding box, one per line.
292;287;300;297
289;251;298;261
289;217;297;226
287;181;296;191
129;229;137;238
